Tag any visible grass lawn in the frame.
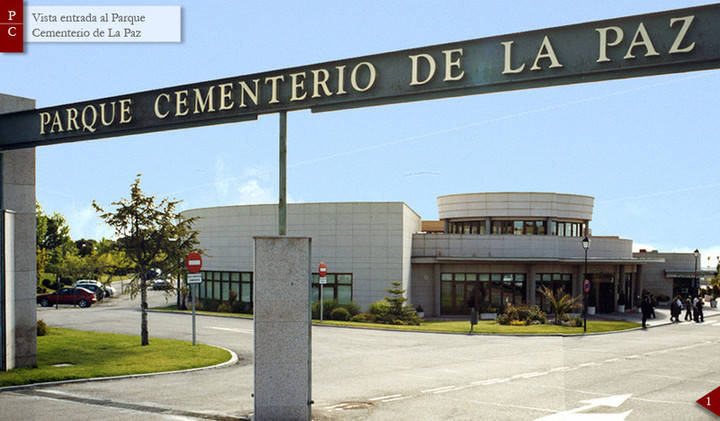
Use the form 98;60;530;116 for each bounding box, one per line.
151;305;639;335
0;327;230;387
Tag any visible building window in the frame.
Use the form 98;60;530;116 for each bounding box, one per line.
440;272;526;315
312;273;353;304
535;273;572;313
197;270;253;302
449;220;486;235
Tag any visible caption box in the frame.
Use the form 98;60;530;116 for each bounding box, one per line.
25;6;181;43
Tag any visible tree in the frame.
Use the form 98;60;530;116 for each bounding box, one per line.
93;175;200;346
36;202;75;288
539;286;583;324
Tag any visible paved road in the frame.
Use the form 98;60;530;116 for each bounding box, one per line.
4;290;719;420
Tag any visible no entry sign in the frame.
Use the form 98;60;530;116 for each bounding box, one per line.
583;279;591;293
185;252;202;273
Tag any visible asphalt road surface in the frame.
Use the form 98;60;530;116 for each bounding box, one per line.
4;288;719;420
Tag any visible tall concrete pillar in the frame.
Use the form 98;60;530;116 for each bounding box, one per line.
254;236;312;421
527;265;536;306
433;263;441;317
0;94;36;369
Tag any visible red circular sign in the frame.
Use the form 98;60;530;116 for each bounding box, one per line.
185;252;203;273
583;279;591;293
318;262;327;276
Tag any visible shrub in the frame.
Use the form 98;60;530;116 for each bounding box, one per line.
339;302;360;316
36;320;47;336
496;314;510;325
228;290;238;305
330;307;351;321
217;303;232;313
350;313;367;322
202;299;220;312
500;303;546;325
368;300;391;318
510;320;526;326
41;278;53;289
573;317;583;327
312;299;340;320
193;300;203;311
231;301;252;314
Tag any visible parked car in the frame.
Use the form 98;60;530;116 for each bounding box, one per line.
37;287;97;308
72;280;105;301
152;279;173;290
103;285;117;297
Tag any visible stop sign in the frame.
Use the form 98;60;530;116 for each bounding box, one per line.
185;252;203;273
318;262;327;277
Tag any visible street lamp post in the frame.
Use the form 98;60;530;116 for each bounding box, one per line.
582;236;590;333
694;249;700;297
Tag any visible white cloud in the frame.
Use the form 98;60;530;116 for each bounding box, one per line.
66;205;114;240
237;180;274;204
214;157;229;198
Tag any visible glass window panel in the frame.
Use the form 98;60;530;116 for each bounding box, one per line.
542;274;551;281
322;286;334;301
441;273;452;281
337;286;352;303
513;221;523;235
441;283;453;312
466;273;477;281
515;274;525;281
455;274;466;281
551;221;557;235
558;223;565;236
565;223;572;237
552;274;561;281
525;221;535;235
491;284;502;306
492;221;502;234
536;221;546;235
562;274;572;281
503;274;513;282
478;222;486;235
213;271;221;280
491;273;501;281
241;283;251;302
241;273;251;282
463;224;471;234
337;274;352;284
327;274;336;284
455;283;465;310
214;281;222;299
478;274;489;282
222;272;230;281
231;272;240;281
221;281;229;301
312;286;319;302
312;273;319;282
572;223;578;237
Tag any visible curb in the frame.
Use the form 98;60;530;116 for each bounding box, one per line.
0;344;239;394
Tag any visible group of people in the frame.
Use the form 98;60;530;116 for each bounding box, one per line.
670;295;705;323
641;291;705;328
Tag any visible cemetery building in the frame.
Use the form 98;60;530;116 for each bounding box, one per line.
185;192;707;317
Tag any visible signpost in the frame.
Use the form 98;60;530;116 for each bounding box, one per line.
185;252;202;345
583;279;591;333
318;262;327;322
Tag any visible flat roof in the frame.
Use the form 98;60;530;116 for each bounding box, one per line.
412;257;664;264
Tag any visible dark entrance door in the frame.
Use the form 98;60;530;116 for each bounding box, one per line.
598;282;614;313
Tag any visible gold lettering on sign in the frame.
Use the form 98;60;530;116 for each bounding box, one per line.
443;48;464;81
218;83;234;110
238;79;260;107
175;90;190;116
119;99;132;124
193;87;215;114
624;22;659;59
289;72;307;102
154;93;170;119
50;112;63;133
39;112;51;134
669;15;695;54
501;41;525;74
350;62;376;92
66;108;80;131
531;36;563;71
596;26;623;63
81;105;97;133
335;65;347;95
100;102;116;126
265;75;285;104
409;53;436;86
311;69;332;98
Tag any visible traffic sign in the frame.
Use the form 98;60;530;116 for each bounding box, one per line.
187;273;202;284
319;276;327;285
583;279;591;293
318;262;327;277
185;252;202;273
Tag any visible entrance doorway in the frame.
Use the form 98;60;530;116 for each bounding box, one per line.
598;282;615;314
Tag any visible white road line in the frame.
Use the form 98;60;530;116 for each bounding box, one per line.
207;326;253;334
381;396;411;403
471;378;510;385
603;358;620;363
713;322;720;326
368;394;401;401
550;366;571;372
421;385;456;393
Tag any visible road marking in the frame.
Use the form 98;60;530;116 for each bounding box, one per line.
421;385;456;393
368;394;401;401
578;362;599;368
208;326;253;334
513;371;546;379
713;322;720;326
471;378;510;385
603;358;620;363
381;396;411;403
534;394;632;421
551;366;571;372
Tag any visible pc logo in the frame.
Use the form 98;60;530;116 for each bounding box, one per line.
1;0;23;52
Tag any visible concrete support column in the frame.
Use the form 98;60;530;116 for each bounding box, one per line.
433;263;441;317
254;236;312;421
546;218;553;235
485;218;491;235
0;94;36;369
527;264;536;306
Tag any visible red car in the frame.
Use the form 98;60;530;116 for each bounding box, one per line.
37;287;97;308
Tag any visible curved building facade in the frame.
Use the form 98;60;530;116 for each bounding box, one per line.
185;192;682;317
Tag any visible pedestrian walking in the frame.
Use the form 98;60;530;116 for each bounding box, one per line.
641;293;653;329
695;298;704;323
670;296;681;322
684;296;693;321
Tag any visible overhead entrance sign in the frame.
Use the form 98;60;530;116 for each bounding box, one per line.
2;4;720;149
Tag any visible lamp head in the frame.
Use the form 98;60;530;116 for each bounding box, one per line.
582;236;590;250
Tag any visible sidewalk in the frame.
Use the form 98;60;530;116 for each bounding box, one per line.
593;305;720;327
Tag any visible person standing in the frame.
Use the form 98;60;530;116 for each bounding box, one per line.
641;293;653;329
695;297;705;323
649;294;657;319
684;296;693;321
670;296;681;322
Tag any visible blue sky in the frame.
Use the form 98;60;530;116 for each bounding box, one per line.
3;1;719;268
